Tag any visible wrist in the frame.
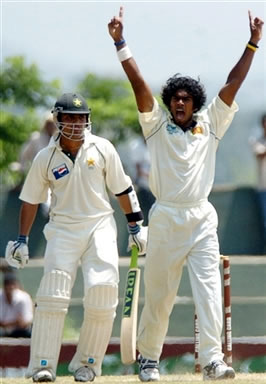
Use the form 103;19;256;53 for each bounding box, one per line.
125;211;144;225
117;45;133;62
249;38;259;46
114;38;125;47
127;223;140;235
246;41;259;52
17;235;28;244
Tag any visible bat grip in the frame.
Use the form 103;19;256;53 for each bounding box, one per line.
130;245;138;268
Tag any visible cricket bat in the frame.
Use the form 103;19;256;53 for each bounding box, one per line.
120;245;141;365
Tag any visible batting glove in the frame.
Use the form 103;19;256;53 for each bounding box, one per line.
127;224;148;255
5;235;29;269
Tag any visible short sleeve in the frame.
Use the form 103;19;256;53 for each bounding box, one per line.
104;141;132;195
19;150;50;204
207;96;239;139
138;97;166;138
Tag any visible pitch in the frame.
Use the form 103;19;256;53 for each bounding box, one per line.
2;373;266;384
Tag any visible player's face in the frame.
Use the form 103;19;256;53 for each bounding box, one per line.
170;90;195;128
60;114;88;141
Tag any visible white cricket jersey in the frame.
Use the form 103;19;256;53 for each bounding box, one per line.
19;131;132;223
138;96;238;204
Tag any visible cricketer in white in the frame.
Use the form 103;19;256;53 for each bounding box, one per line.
108;6;264;382
5;93;147;383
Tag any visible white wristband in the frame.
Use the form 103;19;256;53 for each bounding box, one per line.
117;46;132;62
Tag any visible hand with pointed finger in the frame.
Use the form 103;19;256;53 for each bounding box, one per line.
248;10;264;44
108;6;124;43
5;235;29;269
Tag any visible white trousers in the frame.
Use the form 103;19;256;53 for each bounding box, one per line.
32;214;119;376
43;214;119;290
137;200;224;367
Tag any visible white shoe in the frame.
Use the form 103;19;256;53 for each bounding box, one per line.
138;354;160;382
203;360;235;380
74;366;95;382
32;369;55;382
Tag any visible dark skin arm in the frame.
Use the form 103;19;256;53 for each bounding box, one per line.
109;8;264;110
108;6;154;113
19;201;39;236
117;194;137;226
218;10;264;106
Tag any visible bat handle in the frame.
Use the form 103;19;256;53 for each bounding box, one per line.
130;245;138;269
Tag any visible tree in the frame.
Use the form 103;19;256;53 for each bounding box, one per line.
1;62;157;187
77;73;142;143
0;56;60;186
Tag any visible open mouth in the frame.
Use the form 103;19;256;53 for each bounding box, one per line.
176;110;185;120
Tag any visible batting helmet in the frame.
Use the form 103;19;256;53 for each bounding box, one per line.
52;93;91;141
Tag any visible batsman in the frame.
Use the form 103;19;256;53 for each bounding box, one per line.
108;7;264;382
5;93;147;382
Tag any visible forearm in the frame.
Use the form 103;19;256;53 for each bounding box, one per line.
19;201;39;236
0;318;30;329
226;30;260;86
108;6;154;112
116;45;153;112
116;186;144;225
117;194;137;225
218;12;263;106
122;58;148;94
219;42;260;105
225;44;257;89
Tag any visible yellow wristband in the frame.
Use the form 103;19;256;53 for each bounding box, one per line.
246;43;257;52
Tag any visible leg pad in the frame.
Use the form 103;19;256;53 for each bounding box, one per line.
26;270;71;378
69;284;118;376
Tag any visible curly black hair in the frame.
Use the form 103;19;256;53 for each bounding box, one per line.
161;74;207;112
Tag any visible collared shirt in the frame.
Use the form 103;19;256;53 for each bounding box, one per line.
19;131;132;223
138;96;238;204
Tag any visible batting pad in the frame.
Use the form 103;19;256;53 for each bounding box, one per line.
26;270;71;378
68;284;118;376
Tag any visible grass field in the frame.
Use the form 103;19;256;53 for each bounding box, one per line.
2;373;266;384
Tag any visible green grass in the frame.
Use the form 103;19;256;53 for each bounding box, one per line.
2;373;266;384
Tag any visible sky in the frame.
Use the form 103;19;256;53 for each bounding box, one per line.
1;1;265;92
1;0;266;184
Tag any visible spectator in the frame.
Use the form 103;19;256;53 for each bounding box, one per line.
0;272;33;338
18;113;56;216
19;113;56;176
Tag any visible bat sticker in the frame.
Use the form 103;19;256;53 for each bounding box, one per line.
123;270;138;317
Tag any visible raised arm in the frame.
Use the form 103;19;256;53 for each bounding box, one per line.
219;11;264;106
108;7;154;112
